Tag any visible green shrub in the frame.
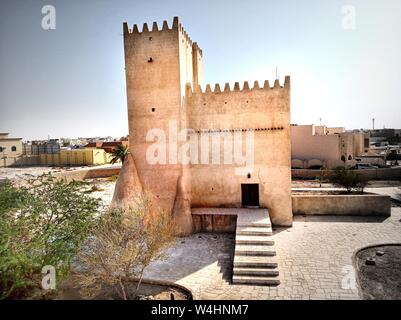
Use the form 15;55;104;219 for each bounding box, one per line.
0;175;101;299
328;167;369;193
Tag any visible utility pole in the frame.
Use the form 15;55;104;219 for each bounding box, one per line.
372;118;375;130
319;118;322;126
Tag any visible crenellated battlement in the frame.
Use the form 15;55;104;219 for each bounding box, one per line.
123;16;203;56
185;76;290;97
123;16;179;35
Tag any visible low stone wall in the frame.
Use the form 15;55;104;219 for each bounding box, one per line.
83;167;120;179
54;167;121;181
292;167;401;181
292;194;391;216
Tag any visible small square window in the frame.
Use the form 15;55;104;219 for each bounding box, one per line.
11;146;17;152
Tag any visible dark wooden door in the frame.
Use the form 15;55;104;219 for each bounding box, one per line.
241;184;259;207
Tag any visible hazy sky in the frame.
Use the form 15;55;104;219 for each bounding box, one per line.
1;0;400;140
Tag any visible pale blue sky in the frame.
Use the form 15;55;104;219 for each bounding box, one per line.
0;0;400;140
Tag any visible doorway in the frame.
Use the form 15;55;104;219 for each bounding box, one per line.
241;184;259;207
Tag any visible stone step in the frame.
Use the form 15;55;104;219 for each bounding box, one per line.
237;221;271;228
237;216;271;228
232;275;280;286
235;245;276;256
235;235;274;246
233;255;278;268
233;267;279;277
236;226;272;236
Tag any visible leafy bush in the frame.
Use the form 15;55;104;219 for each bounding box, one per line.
328;167;369;193
0;175;101;299
76;195;175;300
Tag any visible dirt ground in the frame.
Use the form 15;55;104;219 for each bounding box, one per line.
356;245;401;300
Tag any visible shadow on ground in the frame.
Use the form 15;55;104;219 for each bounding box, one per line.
144;233;235;284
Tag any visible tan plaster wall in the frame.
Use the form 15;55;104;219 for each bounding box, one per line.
185;81;292;226
291;125;340;161
0;138;23;167
123;21;183;212
326;127;345;134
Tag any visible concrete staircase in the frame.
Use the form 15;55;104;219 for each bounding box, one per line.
232;211;280;285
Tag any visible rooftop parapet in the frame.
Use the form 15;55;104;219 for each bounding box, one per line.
185;76;290;96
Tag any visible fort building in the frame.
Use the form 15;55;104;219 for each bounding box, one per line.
113;17;293;235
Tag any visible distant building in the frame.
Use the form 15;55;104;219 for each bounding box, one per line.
23;139;61;155
18;138;115;166
0;133;23;167
85;140;129;153
39;149;112;166
368;128;401;147
291;125;371;169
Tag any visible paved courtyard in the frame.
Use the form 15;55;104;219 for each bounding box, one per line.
145;206;401;299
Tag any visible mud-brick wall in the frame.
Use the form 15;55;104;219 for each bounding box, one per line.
185;79;293;226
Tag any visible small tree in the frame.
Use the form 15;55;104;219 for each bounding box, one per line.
0;175;101;299
76;195;175;300
328;167;369;193
110;145;129;164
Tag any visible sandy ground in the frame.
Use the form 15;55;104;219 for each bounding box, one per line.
84;178;116;207
0;164;121;181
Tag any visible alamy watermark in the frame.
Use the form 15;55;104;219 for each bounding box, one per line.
146;120;255;176
341;265;356;290
41;5;56;30
342;5;356;30
41;265;56;290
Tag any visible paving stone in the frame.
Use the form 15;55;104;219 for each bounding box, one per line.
144;207;401;300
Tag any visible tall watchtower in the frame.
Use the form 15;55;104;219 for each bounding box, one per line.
123;17;202;231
